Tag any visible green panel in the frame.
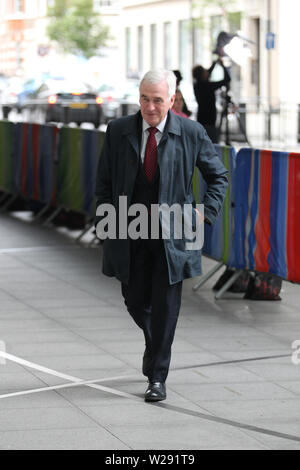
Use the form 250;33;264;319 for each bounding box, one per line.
0;121;14;193
57;126;83;212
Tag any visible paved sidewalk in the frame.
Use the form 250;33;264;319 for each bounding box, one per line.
0;211;300;450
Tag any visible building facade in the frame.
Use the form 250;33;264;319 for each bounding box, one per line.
0;0;299;145
121;0;300;146
0;0;49;77
0;0;122;81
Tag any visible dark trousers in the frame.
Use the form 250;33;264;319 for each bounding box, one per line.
121;238;182;382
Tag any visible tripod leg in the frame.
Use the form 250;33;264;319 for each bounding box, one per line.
218;110;226;145
235;111;251;147
214;270;243;300
225;112;231;146
218;100;231;146
193;262;224;291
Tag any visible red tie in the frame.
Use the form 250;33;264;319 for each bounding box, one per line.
144;127;158;183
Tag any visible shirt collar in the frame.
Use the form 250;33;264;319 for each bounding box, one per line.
142;113;168;134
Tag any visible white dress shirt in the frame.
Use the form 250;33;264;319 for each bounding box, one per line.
140;115;168;163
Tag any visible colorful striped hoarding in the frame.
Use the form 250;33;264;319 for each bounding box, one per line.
1;120;299;283
193;144;236;265
13;122;58;203
57;126;104;216
232;148;300;282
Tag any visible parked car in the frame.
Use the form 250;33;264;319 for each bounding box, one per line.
22;78;103;128
97;83;122;123
17;77;45;107
97;79;140;122
0;74;9;94
0;76;24;116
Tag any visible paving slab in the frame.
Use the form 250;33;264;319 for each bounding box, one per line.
0;211;300;450
0;428;130;450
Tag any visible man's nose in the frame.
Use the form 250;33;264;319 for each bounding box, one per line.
147;100;156;111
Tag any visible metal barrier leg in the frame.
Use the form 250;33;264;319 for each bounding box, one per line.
43;206;62;226
193;262;224;291
33;203;52;222
0;192;9;205
88;235;99;247
75;222;94;242
214;269;243;300
0;194;19;213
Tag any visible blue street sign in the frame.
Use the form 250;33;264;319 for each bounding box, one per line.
266;32;275;50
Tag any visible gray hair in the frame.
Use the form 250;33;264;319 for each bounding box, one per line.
140;69;177;99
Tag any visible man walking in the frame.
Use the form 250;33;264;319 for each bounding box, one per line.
95;70;228;402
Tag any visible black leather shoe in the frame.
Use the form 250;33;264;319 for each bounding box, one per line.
144;382;166;402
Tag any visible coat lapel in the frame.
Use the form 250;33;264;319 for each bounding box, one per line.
121;112;142;200
122;111;142;158
157;111;182;169
159;111;181;146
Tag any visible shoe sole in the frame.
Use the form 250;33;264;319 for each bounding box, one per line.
144;396;166;402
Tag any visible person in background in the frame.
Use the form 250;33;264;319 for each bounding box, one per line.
172;70;192;117
171;88;189;118
192;58;231;143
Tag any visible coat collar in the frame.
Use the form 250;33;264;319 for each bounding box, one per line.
123;110;182;156
164;110;182;136
122;110;182;136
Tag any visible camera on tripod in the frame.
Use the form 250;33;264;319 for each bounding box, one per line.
213;31;253;146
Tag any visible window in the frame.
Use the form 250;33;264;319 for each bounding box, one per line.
138;26;143;74
164;22;172;70
93;0;113;11
14;0;23;12
150;24;157;69
228;12;242;34
227;12;242;101
193;25;204;65
210;15;222;52
179;20;191;83
125;27;131;77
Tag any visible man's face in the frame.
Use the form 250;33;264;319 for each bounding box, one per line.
139;80;175;127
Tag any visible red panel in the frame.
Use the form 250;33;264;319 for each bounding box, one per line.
254;150;272;272
286;153;300;282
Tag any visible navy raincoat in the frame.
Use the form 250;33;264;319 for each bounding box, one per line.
95;110;228;285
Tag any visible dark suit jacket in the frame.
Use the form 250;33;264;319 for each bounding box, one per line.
95;110;228;285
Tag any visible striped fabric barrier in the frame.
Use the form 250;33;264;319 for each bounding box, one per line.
2;119;299;283
193;144;236;265
231;148;300;283
38;124;59;205
14;123;59;203
81;128;105;216
57;126;104;216
0;121;15;194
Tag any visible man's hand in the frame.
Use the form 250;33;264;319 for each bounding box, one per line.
195;208;205;225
